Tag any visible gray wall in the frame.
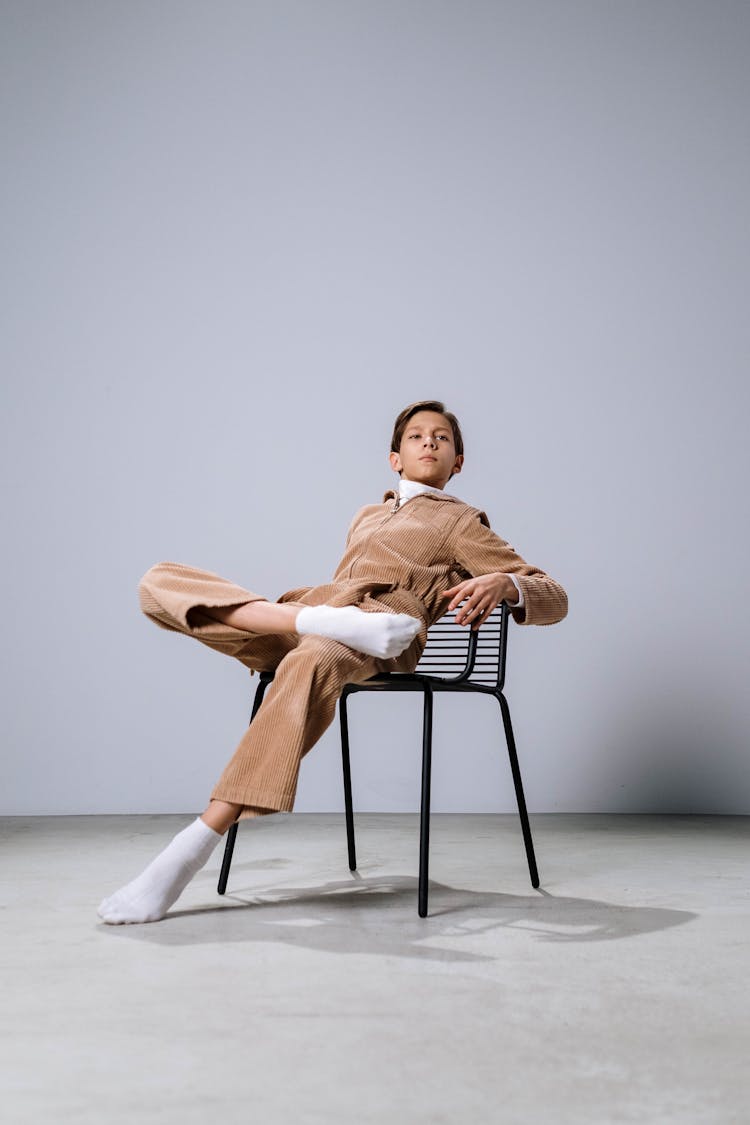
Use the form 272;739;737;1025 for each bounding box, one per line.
2;0;748;815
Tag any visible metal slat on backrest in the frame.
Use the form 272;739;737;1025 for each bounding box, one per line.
414;604;505;685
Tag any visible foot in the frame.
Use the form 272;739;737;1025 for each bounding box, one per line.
295;604;421;658
97;817;221;924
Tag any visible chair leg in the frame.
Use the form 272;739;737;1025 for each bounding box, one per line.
217;822;238;895
496;691;540;888
418;686;434;917
339;690;357;871
216;678;269;895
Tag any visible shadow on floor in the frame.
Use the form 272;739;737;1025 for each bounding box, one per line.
98;873;696;960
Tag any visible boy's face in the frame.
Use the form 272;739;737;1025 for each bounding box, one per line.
389;410;464;489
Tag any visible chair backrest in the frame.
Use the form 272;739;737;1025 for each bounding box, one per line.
413;602;509;687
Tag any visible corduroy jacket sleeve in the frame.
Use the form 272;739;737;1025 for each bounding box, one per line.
451;507;568;627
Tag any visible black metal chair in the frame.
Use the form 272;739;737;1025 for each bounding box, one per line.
217;602;539;917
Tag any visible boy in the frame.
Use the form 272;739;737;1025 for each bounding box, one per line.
98;400;567;924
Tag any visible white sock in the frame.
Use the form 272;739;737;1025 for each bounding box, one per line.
296;604;421;659
97;817;222;925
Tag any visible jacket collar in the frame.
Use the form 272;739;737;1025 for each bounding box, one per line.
381;487;461;505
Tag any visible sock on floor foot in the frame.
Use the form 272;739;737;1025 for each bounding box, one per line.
97;816;222;925
295;604;421;659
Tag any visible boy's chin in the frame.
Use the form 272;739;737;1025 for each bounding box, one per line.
415;471;445;487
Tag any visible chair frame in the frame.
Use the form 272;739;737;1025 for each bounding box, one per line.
217;602;539;917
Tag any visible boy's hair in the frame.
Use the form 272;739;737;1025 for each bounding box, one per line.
390;400;464;457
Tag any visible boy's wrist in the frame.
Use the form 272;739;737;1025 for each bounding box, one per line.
499;574;520;606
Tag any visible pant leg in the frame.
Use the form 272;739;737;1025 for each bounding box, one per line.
138;561;297;672
210;632;384;819
140;565;413;821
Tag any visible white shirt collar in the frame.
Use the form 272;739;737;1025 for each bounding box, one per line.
398;477;447;503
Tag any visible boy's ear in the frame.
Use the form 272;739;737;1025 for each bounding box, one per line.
452;454;464;475
389;451;402;473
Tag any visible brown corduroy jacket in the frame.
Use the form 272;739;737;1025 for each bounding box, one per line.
279;489;568;631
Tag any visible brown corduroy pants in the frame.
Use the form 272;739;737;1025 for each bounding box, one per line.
138;562;406;821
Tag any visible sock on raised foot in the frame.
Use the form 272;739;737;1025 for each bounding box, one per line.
295;604;421;659
97;816;222;925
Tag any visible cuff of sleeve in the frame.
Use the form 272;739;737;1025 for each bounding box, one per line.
507;574;524;608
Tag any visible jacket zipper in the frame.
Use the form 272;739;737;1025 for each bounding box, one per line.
347;501;401;577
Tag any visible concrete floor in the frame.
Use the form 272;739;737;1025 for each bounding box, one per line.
1;813;748;1124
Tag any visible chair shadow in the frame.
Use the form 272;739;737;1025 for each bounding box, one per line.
99;872;696;962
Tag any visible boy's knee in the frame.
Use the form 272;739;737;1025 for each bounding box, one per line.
294;633;349;662
286;634;368;678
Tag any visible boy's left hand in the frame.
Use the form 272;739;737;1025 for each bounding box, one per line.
443;573;518;629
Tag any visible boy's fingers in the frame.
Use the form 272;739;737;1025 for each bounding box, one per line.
444;583;475;613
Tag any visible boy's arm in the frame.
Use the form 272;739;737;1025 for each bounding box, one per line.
449;507;568;627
